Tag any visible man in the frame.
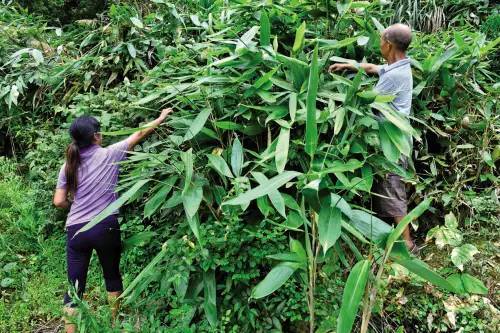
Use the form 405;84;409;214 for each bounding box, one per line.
329;23;416;251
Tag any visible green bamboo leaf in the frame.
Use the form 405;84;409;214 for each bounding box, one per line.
371;102;414;134
387;198;432;247
186;213;201;242
231;136;243;177
203;270;217;327
181;148;193;195
252;172;286;218
121;244;168;303
123;231;157;251
275;127;290;174
183;108;212;141
371;17;385;33
206;154;234;178
318;205;342;254
393;257;455;292
289;92;297;122
127;43;137;58
292;21;306;53
251;262;299;299
381;121;410;156
76;179;149;235
182;181;203;219
379;123;400;163
318;159;364;176
223;171;301;206
130;17;144;29
337;259;371;333
260;10;270;46
334;107;346;136
348;209;392;244
144;176;178;218
305;43;319;158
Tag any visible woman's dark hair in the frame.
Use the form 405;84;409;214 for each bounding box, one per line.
65;116;100;196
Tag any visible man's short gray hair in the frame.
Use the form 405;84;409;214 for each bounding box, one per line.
383;24;412;51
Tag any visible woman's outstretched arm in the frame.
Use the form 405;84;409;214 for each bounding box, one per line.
126;107;174;150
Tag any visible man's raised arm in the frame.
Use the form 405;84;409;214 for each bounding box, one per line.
328;62;379;75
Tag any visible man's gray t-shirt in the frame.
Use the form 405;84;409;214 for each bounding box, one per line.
56;139;130;227
375;58;412;115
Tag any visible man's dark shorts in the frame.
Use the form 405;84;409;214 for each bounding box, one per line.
373;159;408;218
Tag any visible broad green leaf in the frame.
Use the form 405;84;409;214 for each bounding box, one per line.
275;128;290;174
334;107;346;136
337;259;370;333
121;243;168;303
252;172;286;218
289;92;297;122
123;231;157;251
330;193;353;219
371;102;414;134
127;43;137;58
76;180;149;235
260;11;270;46
305;43;319;158
447;273;488;295
318;37;358;50
144;176;178;218
183;108;212;141
318;205;342;254
381;121;411;157
426;225;463;249
387;198;432;248
285;211;304;229
371;17;385;33
236;26;259;51
130;17;144;29
31;49;44;64
336;0;352;16
393;257;455;292
251;262;298;299
206;154;233;178
252;67;278;90
181;149;193;195
101;125;150;136
348;209;392;244
451;244;479;271
445;212;458;228
292;22;306;53
186;213;201;242
182;181;203;219
289;238;307;264
223;171;301;206
203;270;217;327
231;136;243;177
318;159;364;176
379;123;400;163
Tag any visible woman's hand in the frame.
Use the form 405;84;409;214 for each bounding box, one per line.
127;107;174;150
158;108;174;122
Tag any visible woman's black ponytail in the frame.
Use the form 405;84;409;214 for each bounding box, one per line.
65;116;100;196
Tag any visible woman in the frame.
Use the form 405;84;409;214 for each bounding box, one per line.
53;108;173;332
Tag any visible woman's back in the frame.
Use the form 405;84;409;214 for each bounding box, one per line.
57;139;129;227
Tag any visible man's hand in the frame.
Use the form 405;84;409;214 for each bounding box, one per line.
328;62;379;75
158;107;174;122
328;63;353;73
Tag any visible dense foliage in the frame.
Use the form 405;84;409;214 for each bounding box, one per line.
1;1;498;332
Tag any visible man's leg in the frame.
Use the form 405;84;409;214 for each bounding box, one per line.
394;215;415;250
